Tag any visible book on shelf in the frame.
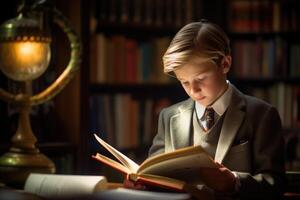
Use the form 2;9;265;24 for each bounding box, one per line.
89;95;173;149
24;173;107;198
89;33;171;84
92;134;217;192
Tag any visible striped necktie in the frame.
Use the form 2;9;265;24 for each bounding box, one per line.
204;107;215;131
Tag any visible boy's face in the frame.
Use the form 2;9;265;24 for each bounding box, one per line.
174;56;231;107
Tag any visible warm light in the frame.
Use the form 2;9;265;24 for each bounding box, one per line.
19;42;36;57
0;41;50;81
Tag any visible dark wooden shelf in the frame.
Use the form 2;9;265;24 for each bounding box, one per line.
229;32;300;40
230;77;300;86
90;82;180;92
89;82;188;101
89;77;300;93
97;22;180;37
89;78;300;102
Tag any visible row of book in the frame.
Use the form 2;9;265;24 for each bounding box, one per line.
93;0;203;28
89;84;300;149
228;0;300;33
90;33;300;83
90;33;172;84
248;84;300;128
89;94;171;149
231;39;300;78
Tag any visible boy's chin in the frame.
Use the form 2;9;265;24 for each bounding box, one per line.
195;99;212;107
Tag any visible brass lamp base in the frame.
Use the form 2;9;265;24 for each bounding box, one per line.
0;151;55;188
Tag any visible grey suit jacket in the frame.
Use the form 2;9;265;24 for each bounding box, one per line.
149;85;285;199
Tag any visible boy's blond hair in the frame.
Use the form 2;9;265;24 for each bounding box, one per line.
163;20;231;75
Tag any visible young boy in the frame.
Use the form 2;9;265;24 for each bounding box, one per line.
126;20;285;199
149;20;285;199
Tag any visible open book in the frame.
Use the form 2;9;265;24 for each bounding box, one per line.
92;134;217;191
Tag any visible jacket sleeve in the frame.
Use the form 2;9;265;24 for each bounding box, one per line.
148;109;166;157
236;106;286;199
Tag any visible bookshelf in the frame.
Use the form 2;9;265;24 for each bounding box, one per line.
81;0;300;180
227;0;300;171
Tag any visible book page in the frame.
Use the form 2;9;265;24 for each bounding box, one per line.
94;134;139;172
24;173;107;198
139;145;215;170
138;146;217;183
92;153;131;174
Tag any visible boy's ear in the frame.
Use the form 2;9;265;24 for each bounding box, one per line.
222;56;232;74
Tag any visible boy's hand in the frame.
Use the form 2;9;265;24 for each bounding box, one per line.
198;162;236;193
123;176;147;190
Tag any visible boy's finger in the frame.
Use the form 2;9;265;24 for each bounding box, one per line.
214;161;224;168
134;182;147;190
123;179;135;188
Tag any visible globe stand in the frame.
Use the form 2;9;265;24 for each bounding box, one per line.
0;2;81;188
0;82;55;188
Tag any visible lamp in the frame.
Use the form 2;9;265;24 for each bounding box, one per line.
0;0;81;188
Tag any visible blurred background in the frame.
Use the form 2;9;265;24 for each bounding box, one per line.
0;0;299;185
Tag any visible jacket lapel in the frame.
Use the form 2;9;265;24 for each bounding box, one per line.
170;98;194;150
215;86;246;163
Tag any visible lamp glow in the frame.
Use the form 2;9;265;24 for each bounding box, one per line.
0;41;50;81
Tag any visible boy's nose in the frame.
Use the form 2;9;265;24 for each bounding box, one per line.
190;84;201;95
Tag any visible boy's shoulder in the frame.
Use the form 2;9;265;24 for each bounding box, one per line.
234;90;280;120
232;85;274;110
161;98;194;117
231;87;281;122
243;93;273;110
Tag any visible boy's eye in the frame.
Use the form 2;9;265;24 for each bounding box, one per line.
196;76;206;82
181;81;189;86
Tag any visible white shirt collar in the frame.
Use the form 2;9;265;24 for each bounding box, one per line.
196;81;233;119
